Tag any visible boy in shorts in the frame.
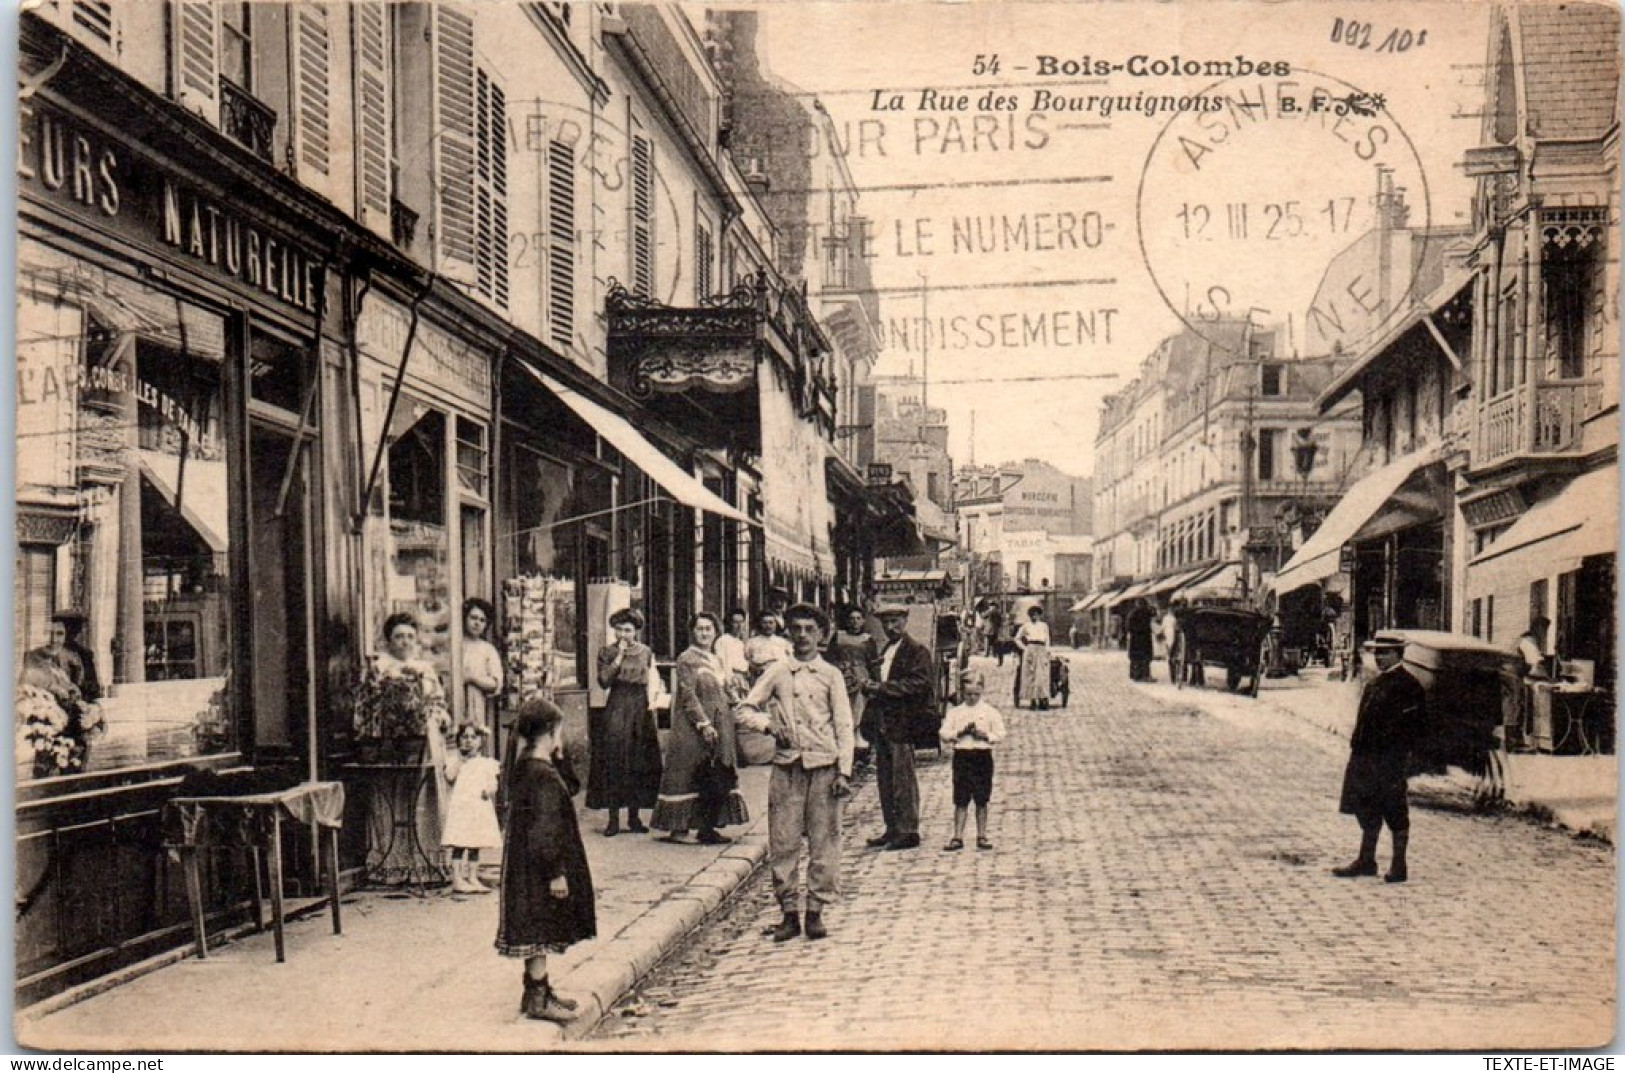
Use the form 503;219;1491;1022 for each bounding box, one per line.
939;669;1007;851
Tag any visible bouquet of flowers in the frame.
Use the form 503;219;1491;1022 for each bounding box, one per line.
15;658;104;777
353;657;452;742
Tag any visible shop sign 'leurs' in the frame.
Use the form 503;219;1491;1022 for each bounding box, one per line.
18;100;322;315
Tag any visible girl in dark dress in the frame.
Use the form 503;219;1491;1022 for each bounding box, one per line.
496;699;595;1023
587;608;662;835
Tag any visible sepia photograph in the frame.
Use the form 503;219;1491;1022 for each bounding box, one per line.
9;0;1620;1054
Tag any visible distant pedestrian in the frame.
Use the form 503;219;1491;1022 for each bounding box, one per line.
827;606;880;765
496;699;594;1022
443;723;501;894
1126;599;1156;681
1333;636;1426;884
744;609;793;683
588;608;660;836
861;603;935;851
939;669;1006;852
737;603;854;941
715;607;751;698
1015;605;1053;709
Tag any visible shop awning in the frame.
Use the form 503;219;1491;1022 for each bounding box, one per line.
1271;444;1446;595
519;363;754;526
140;450;229;553
1109;579;1155;606
1469;467;1618;573
1148;566;1210;597
1174;561;1245;601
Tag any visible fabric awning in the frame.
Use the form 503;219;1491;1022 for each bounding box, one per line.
140;450;229;553
1469;467;1618;573
1148;566;1209;597
1174;561;1245;601
1271;444;1446;595
1110;579;1154;606
519;363;754;526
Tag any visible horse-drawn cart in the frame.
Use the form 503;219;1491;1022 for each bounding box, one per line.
1175;606;1272;696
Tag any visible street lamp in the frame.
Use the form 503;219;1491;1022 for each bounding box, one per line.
1291;427;1321;541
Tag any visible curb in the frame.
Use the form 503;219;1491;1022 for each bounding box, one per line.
532;828;770;1044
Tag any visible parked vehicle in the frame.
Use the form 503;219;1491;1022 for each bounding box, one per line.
1175;606;1272;696
1374;629;1522;801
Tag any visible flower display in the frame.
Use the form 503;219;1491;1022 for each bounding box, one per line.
353;656;453;742
15;658;104;778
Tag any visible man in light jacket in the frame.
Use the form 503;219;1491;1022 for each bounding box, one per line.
738;603;854;942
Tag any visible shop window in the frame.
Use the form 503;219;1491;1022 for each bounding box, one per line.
455;416;488;499
1016;561;1032;589
368;401;452;678
16;282;235;782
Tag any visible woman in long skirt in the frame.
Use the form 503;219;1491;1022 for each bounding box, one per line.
587;608;662;836
651;613;750;844
1016;605;1053;710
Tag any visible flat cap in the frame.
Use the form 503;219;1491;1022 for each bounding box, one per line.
874;602;911;618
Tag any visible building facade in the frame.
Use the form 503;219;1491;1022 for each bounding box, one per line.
1084;321;1361;639
14;1;890;1003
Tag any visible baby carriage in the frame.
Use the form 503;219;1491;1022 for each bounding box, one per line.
1049;656;1071;708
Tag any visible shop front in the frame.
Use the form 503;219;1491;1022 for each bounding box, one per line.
15;57;350;1003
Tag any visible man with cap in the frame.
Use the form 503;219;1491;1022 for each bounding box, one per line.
1333;634;1427;884
861;603;937;851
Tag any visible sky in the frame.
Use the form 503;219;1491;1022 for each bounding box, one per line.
750;0;1493;475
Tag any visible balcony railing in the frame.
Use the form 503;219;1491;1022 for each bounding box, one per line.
220;77;275;163
1474;378;1603;467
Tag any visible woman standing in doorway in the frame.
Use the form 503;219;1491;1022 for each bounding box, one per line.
587;608;661;836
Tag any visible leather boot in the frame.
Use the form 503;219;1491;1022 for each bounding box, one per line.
522;977;578;1023
803;911;828;941
771;912;801;942
1331;828;1380;877
1385;831;1409;883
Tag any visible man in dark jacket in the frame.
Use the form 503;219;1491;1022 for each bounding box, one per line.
861;604;937;851
1333;635;1427;883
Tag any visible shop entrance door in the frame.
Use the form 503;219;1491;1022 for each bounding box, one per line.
248;423;315;759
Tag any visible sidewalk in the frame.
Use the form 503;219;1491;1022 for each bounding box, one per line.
1104;651;1618;844
18;764;782;1052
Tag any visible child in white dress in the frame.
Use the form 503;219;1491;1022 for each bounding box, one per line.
444;723;502;893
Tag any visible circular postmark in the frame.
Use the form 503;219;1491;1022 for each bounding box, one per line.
1136;69;1432;357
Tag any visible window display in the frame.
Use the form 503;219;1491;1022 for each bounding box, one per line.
15;267;234;781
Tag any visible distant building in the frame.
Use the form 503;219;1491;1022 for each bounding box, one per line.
1085;320;1361;636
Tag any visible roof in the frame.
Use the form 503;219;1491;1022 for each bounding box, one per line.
1518;5;1620;142
1317;266;1474;410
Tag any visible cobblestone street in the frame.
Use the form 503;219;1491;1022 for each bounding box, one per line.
589;652;1614;1051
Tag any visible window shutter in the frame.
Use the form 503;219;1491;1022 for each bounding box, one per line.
474;68;509;308
547;139;576;350
36;1;118;58
631;136;653;297
353;2;393;236
695;223;712;302
171;1;220;124
290;4;332;183
73;1;116;50
432;5;478;287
